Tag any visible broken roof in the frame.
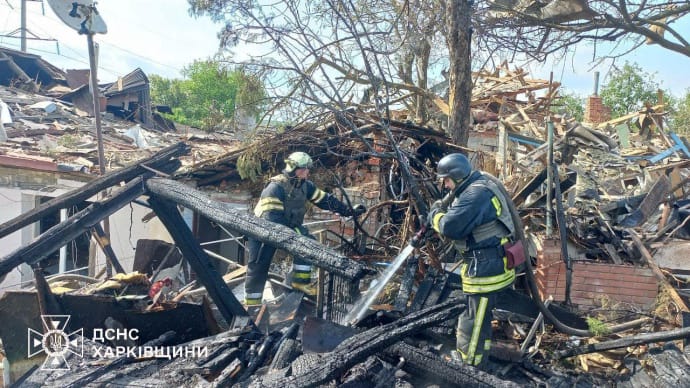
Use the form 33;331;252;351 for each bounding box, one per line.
103;67;150;96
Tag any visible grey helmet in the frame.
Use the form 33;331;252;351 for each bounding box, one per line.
436;153;471;182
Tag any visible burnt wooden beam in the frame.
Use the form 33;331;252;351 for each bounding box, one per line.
512;168;547;207
145;178;370;281
251;300;464;387
0;177;147;277
33;267;63;316
620;175;671;227
0;142;189;240
383;341;520;388
554;325;690;359
627;228;689;313
65;331;176;388
301;314;517;387
90;223;125;274
147;196;251;329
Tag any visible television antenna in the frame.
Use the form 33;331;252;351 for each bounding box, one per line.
46;0;107;34
46;0;108;176
0;0;57;52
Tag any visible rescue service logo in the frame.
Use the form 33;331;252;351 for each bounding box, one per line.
27;315;84;371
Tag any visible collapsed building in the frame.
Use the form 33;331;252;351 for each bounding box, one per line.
0;57;689;387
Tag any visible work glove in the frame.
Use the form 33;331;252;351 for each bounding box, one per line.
427;201;445;229
429;200;444;214
352;204;367;217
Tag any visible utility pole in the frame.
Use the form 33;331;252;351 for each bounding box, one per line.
0;0;56;51
82;5;110;276
47;0;109;275
20;0;26;51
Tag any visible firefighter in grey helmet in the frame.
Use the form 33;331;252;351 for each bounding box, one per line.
427;153;517;369
244;151;366;306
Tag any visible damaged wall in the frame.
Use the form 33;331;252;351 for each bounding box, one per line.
0;167;172;294
536;238;659;309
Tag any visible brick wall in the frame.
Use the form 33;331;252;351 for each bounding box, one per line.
536;238;658;309
583;96;611;125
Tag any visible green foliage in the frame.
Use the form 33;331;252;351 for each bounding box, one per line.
149;60;266;132
599;62;661;119
57;134;79;148
237;150;265;182
670;89;690;135
552;91;584;122
585;316;611;336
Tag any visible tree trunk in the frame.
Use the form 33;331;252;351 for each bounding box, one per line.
446;0;473;146
415;38;431;124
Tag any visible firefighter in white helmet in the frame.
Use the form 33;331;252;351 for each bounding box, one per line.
244;151;366;306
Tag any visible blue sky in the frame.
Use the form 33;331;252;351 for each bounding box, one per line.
1;0;689;97
0;0;223;80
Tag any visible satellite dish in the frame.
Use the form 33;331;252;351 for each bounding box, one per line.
47;0;107;35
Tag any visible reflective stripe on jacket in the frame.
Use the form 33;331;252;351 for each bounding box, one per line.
431;171;515;293
253;173;353;227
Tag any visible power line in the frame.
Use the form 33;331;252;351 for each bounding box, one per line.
1;3;190;78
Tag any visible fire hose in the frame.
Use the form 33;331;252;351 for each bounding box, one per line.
411;173;647;337
483;173;648;337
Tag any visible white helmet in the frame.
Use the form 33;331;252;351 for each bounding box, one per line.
284;151;313;172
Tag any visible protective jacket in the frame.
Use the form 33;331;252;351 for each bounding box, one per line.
431;171;515;294
254;173;355;227
245;172;355;305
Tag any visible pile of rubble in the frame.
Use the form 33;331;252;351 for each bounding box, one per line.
2;60;690;387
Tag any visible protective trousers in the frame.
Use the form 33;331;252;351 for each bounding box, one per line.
456;291;498;368
244;238;276;306
244;226;316;305
290;226;315;285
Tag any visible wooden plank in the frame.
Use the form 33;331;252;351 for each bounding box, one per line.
222;266;247;282
90;223;126;274
595;104;665;129
670;167;684;198
627;229;689;313
147;196;251;328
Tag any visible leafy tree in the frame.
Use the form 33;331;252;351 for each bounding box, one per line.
150;60;266;132
670;90;690;134
188;0;475;145
599;62;661;118
149;74;185;108
552;91;584;122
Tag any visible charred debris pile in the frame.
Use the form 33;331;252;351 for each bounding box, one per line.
2;65;690;386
